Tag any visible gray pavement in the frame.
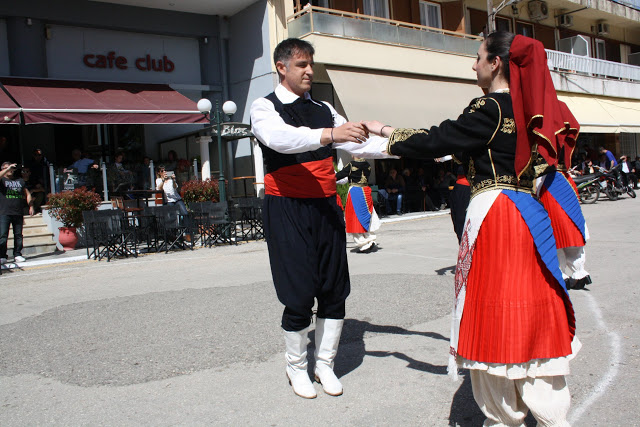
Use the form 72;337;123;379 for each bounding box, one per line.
1;199;639;426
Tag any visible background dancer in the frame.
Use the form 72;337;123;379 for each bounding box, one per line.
536;102;592;291
363;33;579;426
336;157;380;252
250;38;391;399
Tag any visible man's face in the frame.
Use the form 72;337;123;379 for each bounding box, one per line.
389;169;397;178
277;51;314;97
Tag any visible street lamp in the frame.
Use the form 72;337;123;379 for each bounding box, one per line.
197;98;237;202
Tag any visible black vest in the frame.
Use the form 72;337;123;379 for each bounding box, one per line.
258;92;334;174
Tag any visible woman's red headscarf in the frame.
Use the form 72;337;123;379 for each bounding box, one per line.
557;101;580;167
509;35;567;179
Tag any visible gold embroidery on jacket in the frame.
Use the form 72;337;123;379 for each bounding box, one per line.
469;98;486;113
501;118;515;134
387;128;428;154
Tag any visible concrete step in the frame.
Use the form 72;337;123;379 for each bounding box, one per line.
5;214;57;257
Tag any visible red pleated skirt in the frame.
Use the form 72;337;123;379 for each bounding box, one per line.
457;193;574;364
344;186;372;234
539;187;585;249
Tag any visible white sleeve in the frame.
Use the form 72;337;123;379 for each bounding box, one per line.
322;102;396;159
250;97;324;154
334;135;396;159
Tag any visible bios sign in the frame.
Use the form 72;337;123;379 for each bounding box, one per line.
83;51;175;72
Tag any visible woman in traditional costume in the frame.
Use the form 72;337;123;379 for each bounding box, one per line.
365;33;580;426
336;157;381;252
536;102;592;290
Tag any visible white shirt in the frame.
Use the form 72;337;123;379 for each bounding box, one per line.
156;177;180;202
622;161;629;173
250;84;392;159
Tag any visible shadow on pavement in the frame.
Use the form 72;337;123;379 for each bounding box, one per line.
308;318;448;378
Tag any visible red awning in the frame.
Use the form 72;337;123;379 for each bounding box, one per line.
0;78;209;125
0;86;21;124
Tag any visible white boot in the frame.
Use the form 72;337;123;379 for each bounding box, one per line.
314;318;344;396
284;327;317;399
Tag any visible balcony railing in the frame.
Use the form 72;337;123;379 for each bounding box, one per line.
546;49;640;82
288;7;640;83
614;0;640;11
287;6;482;57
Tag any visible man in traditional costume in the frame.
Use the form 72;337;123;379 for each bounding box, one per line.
335;157;380;252
250;38;391;399
364;33;580;426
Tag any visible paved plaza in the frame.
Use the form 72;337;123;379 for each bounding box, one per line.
1;197;639;426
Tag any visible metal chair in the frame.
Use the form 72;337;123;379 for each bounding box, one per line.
83;209;137;261
145;205;193;253
200;201;236;246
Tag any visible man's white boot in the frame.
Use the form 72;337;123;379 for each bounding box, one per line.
284;327;317;399
314;318;344;396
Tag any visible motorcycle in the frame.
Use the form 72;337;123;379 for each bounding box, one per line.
597;164;636;200
572;171;602;204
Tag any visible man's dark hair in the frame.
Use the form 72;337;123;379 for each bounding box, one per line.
273;38;315;66
598;146;606;152
485;31;515;83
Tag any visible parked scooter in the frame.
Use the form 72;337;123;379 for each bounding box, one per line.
596;164;636;200
572;171;602;204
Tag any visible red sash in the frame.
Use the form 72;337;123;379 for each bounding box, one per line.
264;157;337;198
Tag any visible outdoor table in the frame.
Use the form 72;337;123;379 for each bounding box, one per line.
114;189;159;208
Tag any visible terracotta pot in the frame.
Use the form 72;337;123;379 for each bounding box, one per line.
58;227;79;251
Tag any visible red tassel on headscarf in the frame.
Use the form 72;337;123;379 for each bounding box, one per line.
509;35;566;179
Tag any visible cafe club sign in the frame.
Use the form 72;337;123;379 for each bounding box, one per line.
83;51;175;72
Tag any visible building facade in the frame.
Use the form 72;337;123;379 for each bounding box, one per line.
1;0;639;196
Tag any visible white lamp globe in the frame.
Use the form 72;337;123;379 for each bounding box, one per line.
197;98;212;114
222;100;237;115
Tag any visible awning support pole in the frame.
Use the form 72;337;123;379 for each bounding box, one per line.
196;136;212;180
48;164;56;195
149;160;155;190
101;162;109;202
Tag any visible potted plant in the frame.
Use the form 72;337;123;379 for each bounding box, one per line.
46;187;103;250
181;179;220;205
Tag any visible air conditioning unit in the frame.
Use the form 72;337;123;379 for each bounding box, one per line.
558;14;573;27
528;0;549;21
597;22;610;36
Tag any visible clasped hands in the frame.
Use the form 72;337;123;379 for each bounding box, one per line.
323;120;393;145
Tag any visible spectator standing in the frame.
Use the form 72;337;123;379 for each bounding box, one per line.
0;162;33;264
599;146;617;170
620;155;637;188
25;148;49;193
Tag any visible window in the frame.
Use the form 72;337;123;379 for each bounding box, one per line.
595;39;606;60
296;0;329;11
419;1;442;29
495;17;512;33
363;0;390;19
516;21;534;38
